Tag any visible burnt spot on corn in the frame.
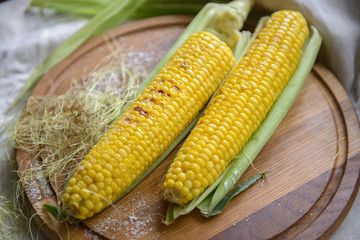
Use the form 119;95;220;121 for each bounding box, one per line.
173;86;180;92
157;78;166;85
181;62;189;68
134;106;149;117
140;110;148;116
143;98;157;103
158;90;165;95
134;106;142;111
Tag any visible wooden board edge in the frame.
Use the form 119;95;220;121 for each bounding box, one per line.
312;63;360;157
272;63;360;239
305;63;360;239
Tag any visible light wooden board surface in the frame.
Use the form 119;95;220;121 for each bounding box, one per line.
16;15;360;240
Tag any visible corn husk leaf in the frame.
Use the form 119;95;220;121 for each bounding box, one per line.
29;0;205;18
203;172;269;217
43;204;80;223
164;25;322;224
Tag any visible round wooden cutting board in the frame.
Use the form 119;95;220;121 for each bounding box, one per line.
16;15;360;240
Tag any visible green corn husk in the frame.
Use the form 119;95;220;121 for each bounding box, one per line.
29;0;231;17
204;172;269;217
29;0;205;18
43;0;255;222
164;24;322;225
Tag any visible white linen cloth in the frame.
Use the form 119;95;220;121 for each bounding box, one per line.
0;0;359;239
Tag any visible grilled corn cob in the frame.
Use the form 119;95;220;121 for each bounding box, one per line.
61;31;235;220
162;10;309;205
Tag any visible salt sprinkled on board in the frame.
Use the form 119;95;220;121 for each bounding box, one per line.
119;27;184;75
23;160;55;209
83;228;100;240
122;50;166;74
92;192;159;240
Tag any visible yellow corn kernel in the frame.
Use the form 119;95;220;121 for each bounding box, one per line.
61;31;235;220
162;10;309;205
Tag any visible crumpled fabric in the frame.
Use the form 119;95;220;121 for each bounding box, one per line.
0;0;359;239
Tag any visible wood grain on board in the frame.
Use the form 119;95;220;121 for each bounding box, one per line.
15;15;360;240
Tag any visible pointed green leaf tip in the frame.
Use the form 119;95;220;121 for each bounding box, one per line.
43;204;63;221
43;204;81;223
203;172;269;217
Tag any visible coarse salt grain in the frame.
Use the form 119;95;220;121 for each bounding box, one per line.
92;192;158;239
